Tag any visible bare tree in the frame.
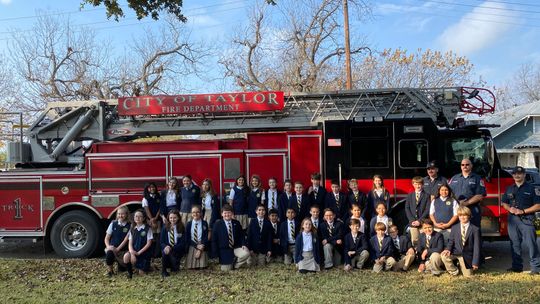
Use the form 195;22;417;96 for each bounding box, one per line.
354;48;483;89
6;14;210;112
494;63;540;111
220;0;371;92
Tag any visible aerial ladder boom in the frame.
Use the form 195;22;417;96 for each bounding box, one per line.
11;87;495;165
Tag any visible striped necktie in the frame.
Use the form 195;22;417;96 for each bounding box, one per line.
378;237;383;250
259;219;263;232
194;222;199;243
169;228;175;246
328;223;333;237
426;236;430;248
354;192;359;202
290;221;295;240
461;225;466;246
227;222;234;248
415;192;420;202
297;196;301;210
271;192;276;209
335;194;340;210
314;188;318;200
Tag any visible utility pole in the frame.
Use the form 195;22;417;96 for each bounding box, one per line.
343;0;353;90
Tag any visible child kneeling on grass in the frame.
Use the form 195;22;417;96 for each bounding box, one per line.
441;206;481;277
104;206;130;277
123;209;153;279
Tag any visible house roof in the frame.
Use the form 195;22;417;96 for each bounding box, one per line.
514;134;540;149
483;100;540;137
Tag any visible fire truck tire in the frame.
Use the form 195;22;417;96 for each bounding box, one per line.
50;210;101;258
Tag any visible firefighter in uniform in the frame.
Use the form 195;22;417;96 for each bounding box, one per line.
423;160;447;200
449;158;486;229
501;166;540;274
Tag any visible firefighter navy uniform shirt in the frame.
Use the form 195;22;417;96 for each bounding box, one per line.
502;182;540;220
449;173;486;201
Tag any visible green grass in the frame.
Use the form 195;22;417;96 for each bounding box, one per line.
1;258;538;304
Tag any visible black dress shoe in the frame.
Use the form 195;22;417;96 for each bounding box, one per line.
107;271;113;278
506;268;522;273
161;271;170;278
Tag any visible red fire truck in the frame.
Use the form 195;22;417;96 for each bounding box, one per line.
0;87;511;258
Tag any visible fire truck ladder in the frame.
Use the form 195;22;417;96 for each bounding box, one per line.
20;87;495;164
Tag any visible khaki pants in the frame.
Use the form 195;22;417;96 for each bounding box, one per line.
220;247;251;271
284;244;295;265
252;253;267;266
434;228;451;244
203;210;212;227
180;212;192;226
323;243;342;268
409;227;420;247
442;255;473;277
373;257;396;273
425;252;444;275
235;215;249;230
392;252;415;271
347;250;370;269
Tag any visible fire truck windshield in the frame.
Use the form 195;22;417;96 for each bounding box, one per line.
444;136;492;178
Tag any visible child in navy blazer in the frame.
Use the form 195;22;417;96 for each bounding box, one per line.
278;179;294;223
247;205;273;266
160;177;181;223
369;202;393;236
404;176;430;246
185;205;209;269
247;175;265;221
200;178;220;235
320;208;344;269
343;218;369;271
211;204;251;271
347;179;367;218
307;172;326;211
370;222;396;273
289;181;310;220
295;218;321;273
160;209;186;277
441;206;481;277
325;180;348;220
416;219;444;275
388;225;415;272
279;208;300;265
179;175;201;225
268;208;282;262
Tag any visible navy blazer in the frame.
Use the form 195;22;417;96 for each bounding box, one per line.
287;193;310;221
269;221;281;256
308;186;327;209
279;219;300;253
199;194;220;228
366;189;391;218
344;232;369;265
160;226;186;255
416;231;444;264
404;191;430;226
346;190;367;217
324;192;349;220
370;235;394;260
391;235;413;258
446;223;481;268
247;218;273;254
185;220;209;249
211;219;246;265
294;232;321;264
319;220;344;245
160;189;181;216
277;192;292;222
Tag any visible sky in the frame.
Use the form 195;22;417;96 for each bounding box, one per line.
0;0;539;93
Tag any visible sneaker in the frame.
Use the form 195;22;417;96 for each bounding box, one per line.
506;268;522;273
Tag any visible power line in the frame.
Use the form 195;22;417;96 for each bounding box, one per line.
417;0;540;14
466;0;540;9
0;0;247;23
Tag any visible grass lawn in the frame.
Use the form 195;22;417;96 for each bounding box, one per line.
1;258;538;303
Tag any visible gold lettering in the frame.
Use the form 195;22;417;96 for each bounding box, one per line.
241;94;250;103
228;94;238;102
216;95;226;102
122;98;134;110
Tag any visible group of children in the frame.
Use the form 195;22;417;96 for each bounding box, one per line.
104;173;481;278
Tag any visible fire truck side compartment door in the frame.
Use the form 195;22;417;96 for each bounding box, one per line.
0;177;43;232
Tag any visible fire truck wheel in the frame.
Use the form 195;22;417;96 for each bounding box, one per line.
50;210;101;258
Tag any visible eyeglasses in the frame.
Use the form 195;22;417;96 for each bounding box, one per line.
461;164;471;167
